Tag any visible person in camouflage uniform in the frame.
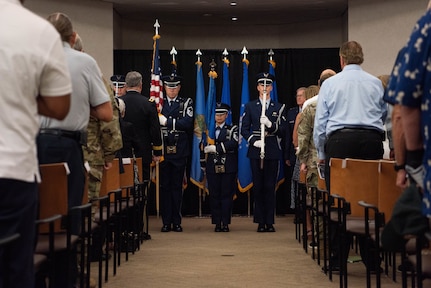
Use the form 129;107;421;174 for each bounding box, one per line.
297;71;336;250
83;77;123;206
297;101;318;187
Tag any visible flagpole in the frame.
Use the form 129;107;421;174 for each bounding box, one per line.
156;162;160;216
240;46;252;217
152;19;161;218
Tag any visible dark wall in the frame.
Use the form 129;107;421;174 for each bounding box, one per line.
114;48;340;216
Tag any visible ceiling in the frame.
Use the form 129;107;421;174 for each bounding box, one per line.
106;0;348;26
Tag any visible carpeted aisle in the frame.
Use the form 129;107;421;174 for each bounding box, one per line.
93;215;401;288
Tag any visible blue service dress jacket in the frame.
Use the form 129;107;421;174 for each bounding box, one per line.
206;124;239;174
160;96;194;165
241;99;286;160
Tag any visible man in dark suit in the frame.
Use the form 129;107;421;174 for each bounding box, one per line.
241;72;286;232
122;71;163;180
158;73;194;232
204;103;238;232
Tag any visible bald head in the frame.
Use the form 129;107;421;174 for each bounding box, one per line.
318;69;336;86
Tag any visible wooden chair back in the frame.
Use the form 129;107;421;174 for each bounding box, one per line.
82;170;89;204
299;169;307;184
100;158;120;198
135;157;143;183
343;158;379;217
378;160;403;220
329;158;380;217
38;163;69;232
317;176;327;192
329;158;347;196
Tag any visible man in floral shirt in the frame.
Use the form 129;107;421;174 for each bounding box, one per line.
384;1;431;217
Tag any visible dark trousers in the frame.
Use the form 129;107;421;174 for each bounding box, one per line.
207;172;236;225
0;179;37;288
250;159;278;225
160;161;186;226
324;129;383;269
37;133;84;287
37;133;85;235
324;128;383;189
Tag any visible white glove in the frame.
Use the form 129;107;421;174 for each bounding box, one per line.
204;145;217;154
158;114;167;126
253;140;263;148
260;115;272;128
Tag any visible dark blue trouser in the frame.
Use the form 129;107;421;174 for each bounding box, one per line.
250;159;278;225
0;179;37;288
160;160;186;226
207;172;236;225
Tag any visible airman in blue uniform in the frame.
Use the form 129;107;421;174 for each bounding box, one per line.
204;103;238;232
241;72;286;232
159;73;194;232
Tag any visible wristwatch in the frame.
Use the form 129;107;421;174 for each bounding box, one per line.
394;163;405;171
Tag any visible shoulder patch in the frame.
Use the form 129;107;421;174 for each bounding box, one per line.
186;106;193;117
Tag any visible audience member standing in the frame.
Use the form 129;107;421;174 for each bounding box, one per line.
73;38;123;213
384;1;431;217
241;72;286;232
158;73;194;232
121;71;163;180
39;12;112;287
285;87;306;212
0;2;71;288
313;40;387;272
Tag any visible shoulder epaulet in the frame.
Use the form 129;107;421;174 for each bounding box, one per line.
148;97;155;102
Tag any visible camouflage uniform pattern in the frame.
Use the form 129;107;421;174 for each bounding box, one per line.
297;100;318;187
83;77;123;201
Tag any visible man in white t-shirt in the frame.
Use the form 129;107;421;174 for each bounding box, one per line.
0;1;72;287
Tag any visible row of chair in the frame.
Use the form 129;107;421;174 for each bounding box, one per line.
35;157;149;288
295;158;409;288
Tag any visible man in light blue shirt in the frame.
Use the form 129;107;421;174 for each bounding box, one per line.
314;41;386;170
313;40;386;273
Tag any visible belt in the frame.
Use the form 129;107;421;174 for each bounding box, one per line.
252;131;275;137
39;128;83;143
329;127;384;138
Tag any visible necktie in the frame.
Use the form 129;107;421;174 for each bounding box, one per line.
216;126;221;139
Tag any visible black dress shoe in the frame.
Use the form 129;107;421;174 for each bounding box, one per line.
161;224;171;232
214;225;221;232
266;225;276;232
257;224;266;233
222;225;229;232
173;224;183;232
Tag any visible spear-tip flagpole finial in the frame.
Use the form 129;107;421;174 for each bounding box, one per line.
268;49;274;61
196;49;202;62
222;48;229;60
154;19;160;35
241;46;248;60
210;59;217;71
170;46;177;62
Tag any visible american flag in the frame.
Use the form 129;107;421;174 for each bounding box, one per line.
150;34;163;113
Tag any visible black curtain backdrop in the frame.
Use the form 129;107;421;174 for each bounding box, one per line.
114;48;340;217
